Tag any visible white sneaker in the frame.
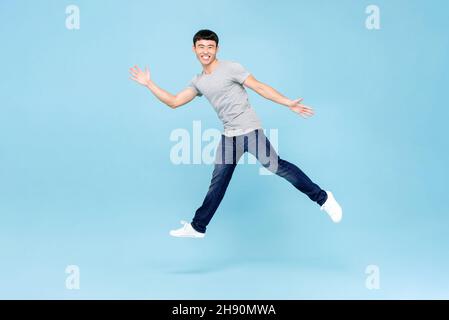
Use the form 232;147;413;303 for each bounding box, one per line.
320;191;343;223
169;220;205;238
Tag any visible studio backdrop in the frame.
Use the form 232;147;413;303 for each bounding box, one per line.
0;0;448;299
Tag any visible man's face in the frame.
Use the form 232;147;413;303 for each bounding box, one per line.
192;39;219;66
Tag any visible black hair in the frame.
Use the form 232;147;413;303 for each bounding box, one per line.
193;29;219;46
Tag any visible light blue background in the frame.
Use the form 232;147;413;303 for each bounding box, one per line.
1;0;448;299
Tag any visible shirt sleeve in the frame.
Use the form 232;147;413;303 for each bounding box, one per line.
186;76;202;97
229;61;251;85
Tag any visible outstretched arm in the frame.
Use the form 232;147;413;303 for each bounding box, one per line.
129;65;197;109
243;75;314;118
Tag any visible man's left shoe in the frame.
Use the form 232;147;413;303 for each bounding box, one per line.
320;191;343;223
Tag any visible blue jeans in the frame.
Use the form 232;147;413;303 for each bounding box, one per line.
191;129;328;233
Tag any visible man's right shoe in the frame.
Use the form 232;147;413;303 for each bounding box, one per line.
169;220;205;238
320;191;343;223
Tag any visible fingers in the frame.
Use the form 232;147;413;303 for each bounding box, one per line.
301;110;314;118
300;112;312;119
128;65;150;85
291;104;314;119
303;109;314;116
129;67;139;77
291;98;304;109
129;65;144;75
300;104;314;116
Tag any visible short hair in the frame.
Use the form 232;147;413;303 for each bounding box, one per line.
193;29;219;46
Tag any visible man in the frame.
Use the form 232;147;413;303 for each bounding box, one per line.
129;29;342;239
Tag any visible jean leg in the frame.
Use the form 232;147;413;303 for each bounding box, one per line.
247;129;328;206
191;135;242;233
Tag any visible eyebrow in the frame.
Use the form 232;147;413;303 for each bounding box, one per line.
197;44;215;47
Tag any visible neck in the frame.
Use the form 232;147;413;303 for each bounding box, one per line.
203;59;219;74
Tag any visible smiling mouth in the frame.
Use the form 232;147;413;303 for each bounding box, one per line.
201;55;211;61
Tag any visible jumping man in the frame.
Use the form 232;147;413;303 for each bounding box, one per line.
129;29;343;238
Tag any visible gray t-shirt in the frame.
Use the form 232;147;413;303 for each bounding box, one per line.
187;60;263;137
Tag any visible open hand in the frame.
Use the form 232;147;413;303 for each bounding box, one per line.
129;65;151;86
287;98;314;119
